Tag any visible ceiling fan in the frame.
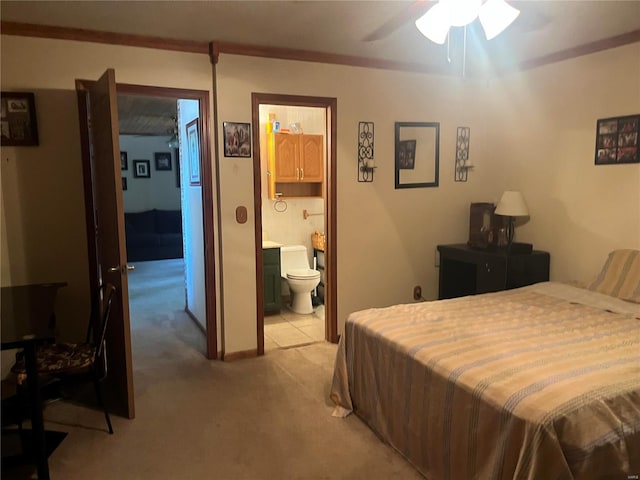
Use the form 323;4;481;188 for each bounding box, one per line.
362;0;549;43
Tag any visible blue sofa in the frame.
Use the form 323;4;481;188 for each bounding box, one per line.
124;209;183;262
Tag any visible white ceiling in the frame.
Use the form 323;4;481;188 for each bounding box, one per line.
1;1;639;75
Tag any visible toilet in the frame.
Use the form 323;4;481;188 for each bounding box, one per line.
280;245;321;314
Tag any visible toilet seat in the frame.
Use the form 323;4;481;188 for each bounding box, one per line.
286;268;320;280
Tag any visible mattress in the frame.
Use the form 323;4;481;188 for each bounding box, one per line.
330;282;640;480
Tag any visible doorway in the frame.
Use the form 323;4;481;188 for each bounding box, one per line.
118;94;207;357
251;93;338;355
115;85;217;359
77;74;217;417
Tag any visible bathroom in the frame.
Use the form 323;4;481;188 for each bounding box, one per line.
259;104;326;351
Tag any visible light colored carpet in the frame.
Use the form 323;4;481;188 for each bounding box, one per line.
14;259;422;479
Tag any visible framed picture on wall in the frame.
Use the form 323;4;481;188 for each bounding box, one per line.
133;160;151;178
396;139;416;170
186;118;201;185
154;152;172;171
595;114;639;165
223;121;251;157
1;92;39;146
120;151;128;170
122;177;128;191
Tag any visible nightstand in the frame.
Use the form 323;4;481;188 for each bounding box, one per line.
437;244;550;300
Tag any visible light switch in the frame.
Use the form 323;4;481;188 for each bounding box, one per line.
236;206;248;224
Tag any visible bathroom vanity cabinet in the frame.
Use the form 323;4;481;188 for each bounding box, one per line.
263;246;282;313
267;133;324;200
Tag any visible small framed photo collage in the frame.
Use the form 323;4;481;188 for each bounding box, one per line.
595;114;639;165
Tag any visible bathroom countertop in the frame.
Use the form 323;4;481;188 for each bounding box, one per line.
262;240;283;249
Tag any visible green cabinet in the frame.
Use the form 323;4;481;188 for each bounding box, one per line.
263;247;282;313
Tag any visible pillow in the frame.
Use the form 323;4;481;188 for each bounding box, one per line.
586;249;640;303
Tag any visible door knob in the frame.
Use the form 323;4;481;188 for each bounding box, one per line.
107;265;135;273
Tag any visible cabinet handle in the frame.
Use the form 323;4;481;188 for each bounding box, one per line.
296;167;300;180
300;168;304;180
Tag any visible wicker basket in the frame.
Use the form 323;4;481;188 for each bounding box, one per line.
311;231;325;251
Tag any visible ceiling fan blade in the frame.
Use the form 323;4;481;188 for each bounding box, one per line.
363;0;433;42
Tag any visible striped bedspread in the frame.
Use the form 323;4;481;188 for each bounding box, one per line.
331;282;640;480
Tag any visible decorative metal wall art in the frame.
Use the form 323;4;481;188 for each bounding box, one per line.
358;121;375;182
455;126;471;182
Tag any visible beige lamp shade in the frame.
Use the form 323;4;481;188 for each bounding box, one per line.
495;190;529;217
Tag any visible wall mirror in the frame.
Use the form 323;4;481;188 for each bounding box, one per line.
395;121;440;189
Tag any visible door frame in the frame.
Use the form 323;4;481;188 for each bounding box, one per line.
77;82;218;359
251;93;338;355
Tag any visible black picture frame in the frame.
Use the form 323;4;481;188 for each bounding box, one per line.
223;121;252;157
133;160;151;178
122;177;128;191
120;151;128;170
595;114;639;165
154;152;172;171
1;92;39;146
394;121;440;189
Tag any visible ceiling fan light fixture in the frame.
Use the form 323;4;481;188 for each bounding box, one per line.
446;0;482;27
479;0;520;40
415;1;451;45
167;134;179;149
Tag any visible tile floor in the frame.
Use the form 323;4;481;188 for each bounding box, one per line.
264;303;325;351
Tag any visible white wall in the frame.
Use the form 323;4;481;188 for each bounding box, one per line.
0;35;215;346
478;43;640;282
215;56;495;354
120;135;181;212
215;44;639;354
178;99;206;330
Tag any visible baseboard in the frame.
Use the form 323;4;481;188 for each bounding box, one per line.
184;307;205;334
222;348;258;362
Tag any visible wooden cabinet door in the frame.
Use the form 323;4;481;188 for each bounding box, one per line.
299;134;324;182
274;133;299;182
476;258;506;294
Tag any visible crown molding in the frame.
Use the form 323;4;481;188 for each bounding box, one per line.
2;21;639;75
0;21;209;54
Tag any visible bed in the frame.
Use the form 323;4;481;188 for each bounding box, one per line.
331;249;640;480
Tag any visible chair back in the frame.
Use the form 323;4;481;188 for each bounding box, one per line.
86;284;116;377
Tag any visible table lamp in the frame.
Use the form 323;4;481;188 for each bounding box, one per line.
494;190;529;249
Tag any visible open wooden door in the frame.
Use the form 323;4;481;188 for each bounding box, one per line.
78;69;135;418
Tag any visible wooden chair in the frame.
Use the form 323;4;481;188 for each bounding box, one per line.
11;284;117;434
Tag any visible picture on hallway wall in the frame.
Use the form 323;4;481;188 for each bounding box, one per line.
154;152;172;171
120;151;128;170
186;118;201;186
595;114;639;165
0;91;39;146
223;121;251;157
133;160;150;178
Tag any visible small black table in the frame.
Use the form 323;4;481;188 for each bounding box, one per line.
437;244;550;299
1;282;66;480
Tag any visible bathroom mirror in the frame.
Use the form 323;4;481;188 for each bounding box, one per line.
395;121;440;189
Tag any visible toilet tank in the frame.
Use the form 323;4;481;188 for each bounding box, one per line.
280;245;310;275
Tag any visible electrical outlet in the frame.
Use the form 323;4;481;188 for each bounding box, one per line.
413;285;422;301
